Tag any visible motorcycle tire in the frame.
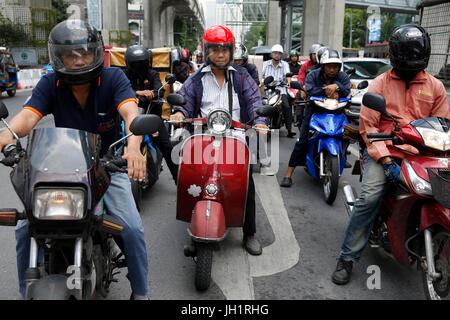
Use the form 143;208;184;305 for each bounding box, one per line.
322;152;339;205
194;243;213;291
7;89;16;97
421;232;450;300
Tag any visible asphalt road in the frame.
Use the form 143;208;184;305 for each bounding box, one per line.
0;89;425;300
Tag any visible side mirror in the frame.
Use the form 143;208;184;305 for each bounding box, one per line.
357;80;369;90
264;76;274;85
166;93;186;106
256;105;278;118
165;74;176;85
0;102;9;119
286;72;293;78
362;92;390;117
346;67;356;76
289;81;304;91
129;115;162;136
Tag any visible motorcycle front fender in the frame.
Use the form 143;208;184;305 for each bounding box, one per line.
420;202;450;231
189;200;227;242
317;137;341;156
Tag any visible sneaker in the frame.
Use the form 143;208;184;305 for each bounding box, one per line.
331;258;353;285
130;293;149;300
243;235;262;256
279;177;293;187
344;161;352;169
287;131;296;138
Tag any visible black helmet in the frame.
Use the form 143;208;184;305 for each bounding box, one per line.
125;45;151;78
389;24;431;72
48;19;104;85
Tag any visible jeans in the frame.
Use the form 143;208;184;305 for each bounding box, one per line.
339;149;388;261
15;172;149;297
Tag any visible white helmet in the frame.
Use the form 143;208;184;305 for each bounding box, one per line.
310;43;322;55
320;49;342;66
271;44;284;54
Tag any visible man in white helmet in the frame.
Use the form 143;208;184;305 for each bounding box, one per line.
262;44;296;138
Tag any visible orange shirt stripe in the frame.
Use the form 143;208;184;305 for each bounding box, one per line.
24;106;43;119
117;98;138;111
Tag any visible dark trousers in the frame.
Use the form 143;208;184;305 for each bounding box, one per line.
288;104;315;167
281;94;293;132
243;169;256;236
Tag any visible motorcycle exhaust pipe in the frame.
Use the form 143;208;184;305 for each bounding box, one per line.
343;184;356;216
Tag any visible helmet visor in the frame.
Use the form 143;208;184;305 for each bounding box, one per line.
49;41;104;75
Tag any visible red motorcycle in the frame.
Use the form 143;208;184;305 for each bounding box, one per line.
167;97;275;291
343;92;450;300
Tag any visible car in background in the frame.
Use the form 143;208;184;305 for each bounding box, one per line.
41;63;54;77
343;57;392;106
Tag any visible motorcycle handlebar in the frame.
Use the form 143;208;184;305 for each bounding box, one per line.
101;157;128;173
367;133;394;139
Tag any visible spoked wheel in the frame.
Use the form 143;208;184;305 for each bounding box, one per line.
322;152;339;205
194;243;213;291
422;232;450;300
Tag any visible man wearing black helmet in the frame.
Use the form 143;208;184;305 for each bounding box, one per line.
124;45;179;183
280;48;351;187
0;20;150;300
331;24;449;286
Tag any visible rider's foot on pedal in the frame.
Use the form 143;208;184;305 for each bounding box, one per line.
280;177;293;187
287;131;296;138
243;235;262;256
331;258;353;285
344;161;352;168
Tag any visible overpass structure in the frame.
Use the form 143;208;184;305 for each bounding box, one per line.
269;0;420;57
100;0;205;48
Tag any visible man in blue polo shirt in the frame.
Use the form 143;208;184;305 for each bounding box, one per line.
0;20;150;300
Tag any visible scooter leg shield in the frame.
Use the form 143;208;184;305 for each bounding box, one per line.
420;202;450;231
189;200;227;242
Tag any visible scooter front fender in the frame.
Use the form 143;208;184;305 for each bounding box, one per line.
420;202;450;231
189;200;227;242
317;137;341;156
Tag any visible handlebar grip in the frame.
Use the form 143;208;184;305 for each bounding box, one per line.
367;133;394;139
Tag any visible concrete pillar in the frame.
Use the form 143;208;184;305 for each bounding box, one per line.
267;0;282;46
301;0;345;56
101;0;128;45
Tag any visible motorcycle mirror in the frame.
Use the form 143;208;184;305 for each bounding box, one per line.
0;102;9;119
165;74;176;85
346;67;356;76
289;81;303;91
286;72;293;78
129;115;162;136
264;76;274;85
357;80;369;90
362;92;391;118
256;105;278;118
166;93;186;106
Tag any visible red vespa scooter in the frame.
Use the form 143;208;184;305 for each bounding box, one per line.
168;99;275;291
343;92;450;300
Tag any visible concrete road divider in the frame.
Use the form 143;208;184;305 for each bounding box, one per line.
17;69;42;90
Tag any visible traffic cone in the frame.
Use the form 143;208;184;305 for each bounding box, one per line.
17;81;22;90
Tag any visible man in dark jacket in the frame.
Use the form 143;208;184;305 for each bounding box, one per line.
170;26;268;255
124;45;178;183
280;49;350;187
234;44;260;86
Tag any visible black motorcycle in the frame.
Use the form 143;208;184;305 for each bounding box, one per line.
0;102;161;300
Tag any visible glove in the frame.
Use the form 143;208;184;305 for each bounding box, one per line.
383;161;401;186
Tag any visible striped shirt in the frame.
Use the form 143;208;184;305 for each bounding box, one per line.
200;65;241;122
262;59;290;95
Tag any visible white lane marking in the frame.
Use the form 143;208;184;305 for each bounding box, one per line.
211;174;300;299
249;174;300;277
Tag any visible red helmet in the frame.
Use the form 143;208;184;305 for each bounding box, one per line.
181;49;189;62
201;25;235;69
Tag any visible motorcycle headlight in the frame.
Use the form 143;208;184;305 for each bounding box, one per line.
268;94;280;105
205;183;219;197
207;109;232;135
314;99;347;111
404;159;433;196
416;127;450;151
33;188;86;220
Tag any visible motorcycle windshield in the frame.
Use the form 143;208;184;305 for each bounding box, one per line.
411;117;450;133
28;127;97;174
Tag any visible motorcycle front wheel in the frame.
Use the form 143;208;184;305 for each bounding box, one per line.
422;232;450;300
322;152;339;205
194;243;213;291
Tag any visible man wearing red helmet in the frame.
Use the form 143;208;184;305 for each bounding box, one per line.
170;25;269;255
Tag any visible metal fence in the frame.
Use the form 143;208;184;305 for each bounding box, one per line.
419;0;450;84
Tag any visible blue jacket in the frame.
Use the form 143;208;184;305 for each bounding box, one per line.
246;63;260;86
174;64;266;125
305;68;351;98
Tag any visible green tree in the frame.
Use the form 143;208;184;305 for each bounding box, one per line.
0;13;28;47
52;0;69;23
243;23;267;50
173;16;200;52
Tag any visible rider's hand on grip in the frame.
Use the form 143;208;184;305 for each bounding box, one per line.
170;112;186;127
